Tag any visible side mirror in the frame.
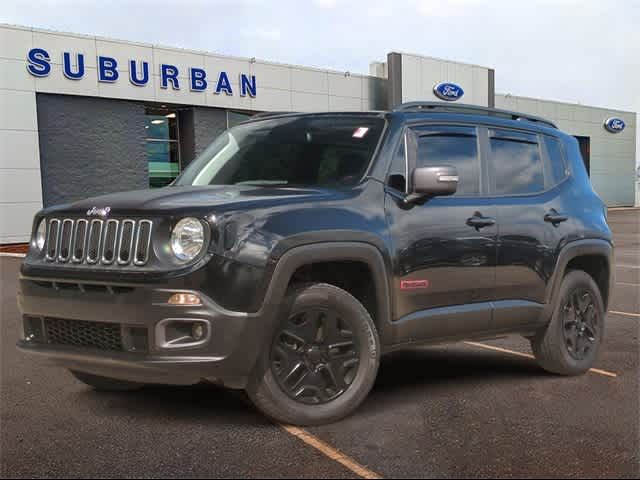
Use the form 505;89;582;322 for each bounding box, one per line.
411;166;459;198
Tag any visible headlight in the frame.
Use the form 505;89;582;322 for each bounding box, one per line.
35;219;46;251
171;217;205;262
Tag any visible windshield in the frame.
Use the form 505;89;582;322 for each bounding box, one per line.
175;115;385;187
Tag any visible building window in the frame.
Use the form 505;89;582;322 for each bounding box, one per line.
145;107;180;188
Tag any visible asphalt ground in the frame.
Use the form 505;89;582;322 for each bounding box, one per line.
1;210;638;478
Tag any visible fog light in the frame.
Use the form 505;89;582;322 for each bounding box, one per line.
192;323;205;341
168;293;201;305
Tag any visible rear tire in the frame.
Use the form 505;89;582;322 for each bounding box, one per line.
531;270;605;376
70;370;144;392
247;283;380;426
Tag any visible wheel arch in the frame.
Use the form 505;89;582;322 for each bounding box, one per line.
260;242;393;345
545;239;614;314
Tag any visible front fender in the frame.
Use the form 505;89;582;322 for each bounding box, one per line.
257;242;393;346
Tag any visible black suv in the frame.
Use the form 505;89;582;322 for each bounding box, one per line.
18;102;613;426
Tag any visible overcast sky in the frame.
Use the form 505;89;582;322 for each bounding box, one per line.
2;0;639;165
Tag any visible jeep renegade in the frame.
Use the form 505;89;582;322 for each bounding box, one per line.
18;102;613;426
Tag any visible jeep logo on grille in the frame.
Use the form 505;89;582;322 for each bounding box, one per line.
86;206;111;217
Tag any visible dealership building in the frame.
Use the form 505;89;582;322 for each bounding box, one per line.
0;23;637;244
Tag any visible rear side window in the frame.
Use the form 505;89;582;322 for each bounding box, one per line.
415;126;480;196
489;129;544;195
542;135;568;185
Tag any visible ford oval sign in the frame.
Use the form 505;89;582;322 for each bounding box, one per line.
434;82;464;102
604;117;625;134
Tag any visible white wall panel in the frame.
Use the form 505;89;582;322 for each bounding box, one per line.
250;62;291;91
0;130;40;169
328;73;361;99
291;68;328;95
0;25;33;60
329;95;361;112
251;87;292;111
400;53;490;107
0;202;41;243
0;169;42;203
0;58;36;91
0;89;38;131
292;91;329;111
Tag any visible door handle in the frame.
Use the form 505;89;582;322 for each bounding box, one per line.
466;213;496;230
544;209;569;226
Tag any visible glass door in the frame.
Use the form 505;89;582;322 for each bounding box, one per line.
145;107;181;188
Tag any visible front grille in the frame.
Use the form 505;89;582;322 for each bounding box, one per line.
43;217;153;267
44;317;123;351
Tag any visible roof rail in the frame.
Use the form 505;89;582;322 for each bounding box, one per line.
393;101;558;129
250;111;299;119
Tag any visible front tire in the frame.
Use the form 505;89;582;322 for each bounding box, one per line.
70;370;145;392
531;270;605;376
247;283;380;426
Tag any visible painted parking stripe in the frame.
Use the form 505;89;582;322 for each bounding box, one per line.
282;425;382;479
463;342;618;378
616;264;640;269
0;252;26;258
609;310;640;318
617;281;639;287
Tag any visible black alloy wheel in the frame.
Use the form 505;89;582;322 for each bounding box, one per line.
271;307;360;405
562;289;599;361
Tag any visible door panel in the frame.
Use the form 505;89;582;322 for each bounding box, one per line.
385;124;497;338
488;129;572;330
387;195;497;322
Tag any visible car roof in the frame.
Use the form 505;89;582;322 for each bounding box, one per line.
241;103;568;139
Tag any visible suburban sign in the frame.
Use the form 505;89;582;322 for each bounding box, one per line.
26;48;257;97
433;82;464;102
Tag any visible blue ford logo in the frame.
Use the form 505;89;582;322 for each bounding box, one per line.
433;82;464;102
604;117;625;133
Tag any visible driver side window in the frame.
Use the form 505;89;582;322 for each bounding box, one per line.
415;126;480;196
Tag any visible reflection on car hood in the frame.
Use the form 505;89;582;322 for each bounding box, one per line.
40;185;341;216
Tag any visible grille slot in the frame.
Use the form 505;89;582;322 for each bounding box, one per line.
86;220;103;264
41;217;153;267
118;220;135;265
72;219;88;263
134;220;152;266
58;219;74;262
101;220;119;265
45;219;60;261
44;317;123;351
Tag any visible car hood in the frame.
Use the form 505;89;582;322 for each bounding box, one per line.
40;185;343;217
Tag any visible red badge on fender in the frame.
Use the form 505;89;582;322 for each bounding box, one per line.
400;280;430;290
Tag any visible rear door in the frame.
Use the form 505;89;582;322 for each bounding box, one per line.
488;127;573;330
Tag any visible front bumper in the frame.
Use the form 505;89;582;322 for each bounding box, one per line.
17;275;271;388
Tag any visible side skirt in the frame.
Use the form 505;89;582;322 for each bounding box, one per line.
386;299;547;353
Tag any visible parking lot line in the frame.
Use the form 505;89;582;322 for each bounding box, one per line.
617;281;639;287
463;342;618;378
0;252;26;258
281;425;382;479
610;310;640;318
617;264;640;269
